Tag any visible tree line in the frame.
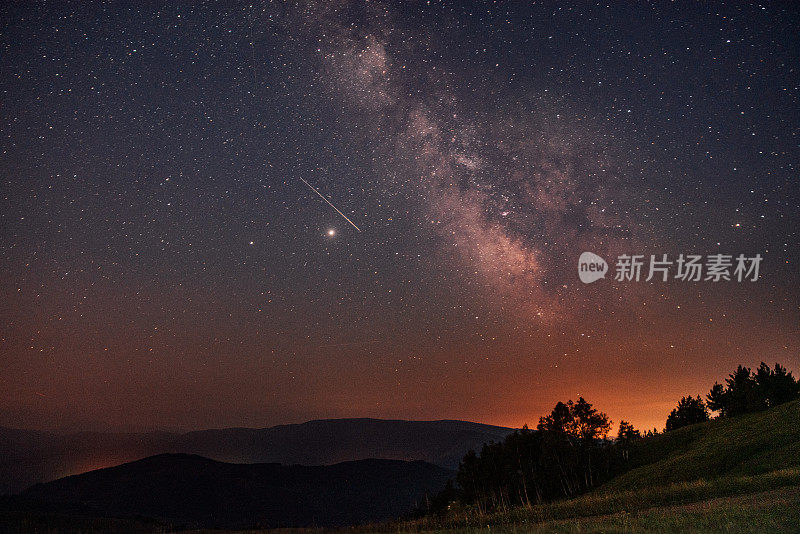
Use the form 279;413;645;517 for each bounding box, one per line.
454;397;615;512
423;361;798;514
666;362;799;431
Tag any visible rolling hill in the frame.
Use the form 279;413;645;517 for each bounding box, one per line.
0;418;512;494
18;454;454;529
3;403;798;532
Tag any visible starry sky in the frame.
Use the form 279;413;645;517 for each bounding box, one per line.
2;1;798;433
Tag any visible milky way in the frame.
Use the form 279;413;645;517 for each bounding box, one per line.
295;1;643;323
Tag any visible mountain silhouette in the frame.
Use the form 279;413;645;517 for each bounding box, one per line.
20;454;453;528
0;418;512;493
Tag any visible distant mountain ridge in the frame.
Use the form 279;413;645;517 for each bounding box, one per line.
0;418;513;493
172;418;513;465
20;453;454;528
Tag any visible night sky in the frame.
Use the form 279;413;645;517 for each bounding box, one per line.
2;1;798;433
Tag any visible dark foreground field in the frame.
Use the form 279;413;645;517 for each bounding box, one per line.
4;476;798;533
382;469;799;533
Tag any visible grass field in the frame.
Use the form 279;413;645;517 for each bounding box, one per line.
387;469;800;533
403;486;800;534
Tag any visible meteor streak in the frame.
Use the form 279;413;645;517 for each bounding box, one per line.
298;177;362;232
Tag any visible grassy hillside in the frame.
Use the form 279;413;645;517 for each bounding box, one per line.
605;399;800;490
390;400;800;533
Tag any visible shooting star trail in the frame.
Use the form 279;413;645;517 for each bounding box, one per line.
298;177;362;232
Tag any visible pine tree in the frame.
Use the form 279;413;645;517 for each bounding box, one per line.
665;395;709;431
